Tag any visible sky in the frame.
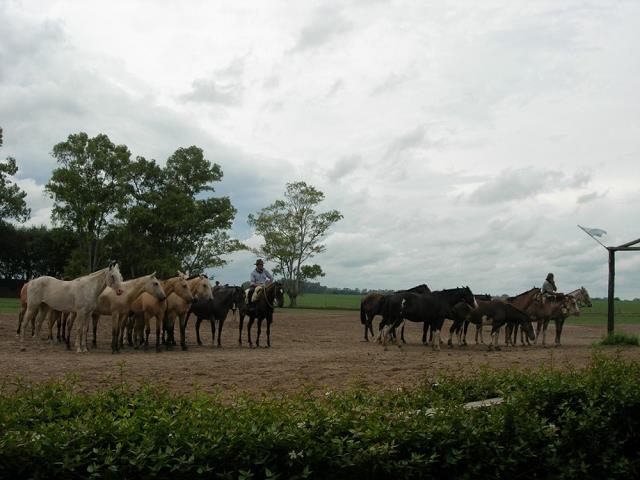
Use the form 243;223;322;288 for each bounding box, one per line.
1;0;639;298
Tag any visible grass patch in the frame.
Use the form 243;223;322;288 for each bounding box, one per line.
600;332;640;346
0;297;20;314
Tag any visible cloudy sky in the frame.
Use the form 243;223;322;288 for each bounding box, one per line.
2;0;639;298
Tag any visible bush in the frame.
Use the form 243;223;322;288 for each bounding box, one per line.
600;332;640;346
1;355;640;478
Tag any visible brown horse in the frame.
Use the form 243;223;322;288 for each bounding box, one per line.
128;273;195;351
529;293;580;347
165;274;213;350
505;287;539;345
88;274;167;353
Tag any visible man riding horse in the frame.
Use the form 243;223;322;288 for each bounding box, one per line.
541;272;558;303
247;259;273;313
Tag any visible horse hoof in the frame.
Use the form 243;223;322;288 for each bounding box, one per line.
181;346;188;351
20;346;26;352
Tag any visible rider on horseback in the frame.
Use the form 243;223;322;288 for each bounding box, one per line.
541;273;558;304
247;259;273;312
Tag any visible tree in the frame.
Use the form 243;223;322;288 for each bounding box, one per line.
1;157;30;223
45;132;133;273
248;181;342;307
106;147;243;277
0;223;75;279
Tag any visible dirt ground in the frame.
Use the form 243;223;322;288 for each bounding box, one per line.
2;309;640;397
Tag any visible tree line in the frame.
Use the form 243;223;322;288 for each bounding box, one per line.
1;130;343;307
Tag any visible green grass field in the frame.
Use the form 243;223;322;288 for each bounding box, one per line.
3;294;639;326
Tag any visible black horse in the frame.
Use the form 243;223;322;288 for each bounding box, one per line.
463;301;535;350
380;286;477;350
185;286;245;348
241;281;284;348
359;284;430;342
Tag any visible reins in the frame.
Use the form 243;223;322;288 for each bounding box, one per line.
260;284;279;309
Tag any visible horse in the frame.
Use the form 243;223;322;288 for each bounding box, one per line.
85;273;167;353
528;293;580;347
127;272;195;351
186;286;245;347
359;292;385;341
447;294;492;347
379;286;477;350
166;274;213;350
17;282;67;343
360;284;430;342
504;287;540;345
20;261;124;353
16;282;30;336
567;286;592;308
458;301;535;350
244;281;285;348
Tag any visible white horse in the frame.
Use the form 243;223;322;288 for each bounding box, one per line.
567;286;592;308
21;262;124;353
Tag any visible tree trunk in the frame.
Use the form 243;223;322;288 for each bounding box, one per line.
288;292;298;308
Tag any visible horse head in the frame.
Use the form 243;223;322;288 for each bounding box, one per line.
146;273;166;301
270;281;285;308
462;286;477;309
232;286;246;310
190;275;213;302
107;261;124;296
580;287;593;307
173;273;194;304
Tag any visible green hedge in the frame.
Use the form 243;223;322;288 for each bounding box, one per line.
1;354;639;479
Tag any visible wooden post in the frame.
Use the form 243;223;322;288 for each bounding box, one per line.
607;248;615;334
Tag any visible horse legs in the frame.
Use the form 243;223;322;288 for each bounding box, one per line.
195;315;203;345
247;316;255;347
217;317;225;347
92;313;100;348
74;309;89;353
266;315;272;348
238;312;245;346
110;312;120;353
179;312;189;351
65;312;76;350
256;317;263;347
210;317;217;347
554;318;564;347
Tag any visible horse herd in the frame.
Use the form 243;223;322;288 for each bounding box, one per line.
14;262;590;354
360;283;591;350
16;262;285;353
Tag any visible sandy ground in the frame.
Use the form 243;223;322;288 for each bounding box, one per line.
2;309;639;396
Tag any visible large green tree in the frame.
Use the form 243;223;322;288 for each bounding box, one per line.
248;181;342;307
0;223;75;279
0;130;31;222
45;132;133;273
106;147;243;277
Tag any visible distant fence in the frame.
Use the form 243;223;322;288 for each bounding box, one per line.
0;279;26;298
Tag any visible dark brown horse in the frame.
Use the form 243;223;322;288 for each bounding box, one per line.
186;286;245;347
244;281;285;348
359;292;385;341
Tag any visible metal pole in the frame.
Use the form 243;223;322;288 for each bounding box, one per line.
607;248;615;334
